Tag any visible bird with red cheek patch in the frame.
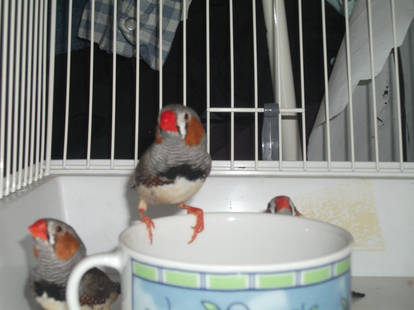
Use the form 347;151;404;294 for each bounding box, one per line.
28;218;120;310
266;195;303;216
134;104;212;244
265;202;366;300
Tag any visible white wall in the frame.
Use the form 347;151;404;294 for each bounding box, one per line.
0;177;65;310
58;174;414;277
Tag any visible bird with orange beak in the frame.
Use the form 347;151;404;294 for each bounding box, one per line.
266;195;303;216
28;218;120;310
134;104;212;244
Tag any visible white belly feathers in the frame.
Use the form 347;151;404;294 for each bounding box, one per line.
139;177;204;205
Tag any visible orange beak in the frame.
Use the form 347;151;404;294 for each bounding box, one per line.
274;196;291;213
160;110;178;132
28;219;48;241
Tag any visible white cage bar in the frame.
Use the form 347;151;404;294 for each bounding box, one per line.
134;0;141;165
206;0;211;153
159;0;163;110
63;0;73;167
344;0;356;170
229;0;235;169
45;0;56;176
6;0;15;195
40;0;48;179
321;0;332;169
111;0;118;168
11;0;21;191
297;0;307;170
17;0;28;189
1;0;414;199
390;0;404;170
183;0;187;107
252;0;259;167
29;0;39;185
367;0;380;170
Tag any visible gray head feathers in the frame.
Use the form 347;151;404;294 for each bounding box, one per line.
29;218;86;286
135;104;211;188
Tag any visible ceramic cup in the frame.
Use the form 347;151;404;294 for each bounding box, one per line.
67;213;353;310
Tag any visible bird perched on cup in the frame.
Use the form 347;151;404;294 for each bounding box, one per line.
266;195;303;216
134;104;212;244
266;197;366;299
28;218;120;310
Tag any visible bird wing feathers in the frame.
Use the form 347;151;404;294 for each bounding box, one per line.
79;268;120;307
134;146;173;187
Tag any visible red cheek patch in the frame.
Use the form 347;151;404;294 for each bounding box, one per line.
160;110;178;132
54;232;80;260
185;117;204;146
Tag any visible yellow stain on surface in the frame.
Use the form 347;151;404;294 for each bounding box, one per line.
295;180;385;251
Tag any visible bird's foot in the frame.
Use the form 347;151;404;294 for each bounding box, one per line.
139;209;155;244
179;204;204;244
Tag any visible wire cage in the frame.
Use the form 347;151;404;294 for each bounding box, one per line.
1;0;414;199
1;2;414;309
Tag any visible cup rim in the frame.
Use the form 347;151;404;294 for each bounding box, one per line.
118;212;354;273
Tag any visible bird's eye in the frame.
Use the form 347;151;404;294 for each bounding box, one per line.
184;113;189;121
56;225;62;233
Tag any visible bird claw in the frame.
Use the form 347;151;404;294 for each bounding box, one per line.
188;220;204;244
139;210;155;244
180;204;204;244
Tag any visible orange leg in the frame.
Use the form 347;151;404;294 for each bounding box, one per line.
179;204;204;244
139;209;155;244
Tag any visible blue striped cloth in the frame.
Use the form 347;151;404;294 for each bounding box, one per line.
78;0;192;70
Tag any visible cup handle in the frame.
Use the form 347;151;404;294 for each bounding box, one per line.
66;251;123;310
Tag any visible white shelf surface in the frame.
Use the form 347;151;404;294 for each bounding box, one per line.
352;277;414;310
